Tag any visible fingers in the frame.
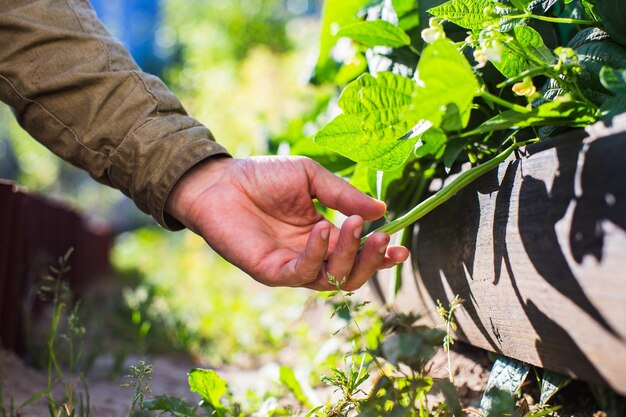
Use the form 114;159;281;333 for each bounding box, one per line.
277;220;331;286
305;159;386;221
340;232;391;291
305;227;410;292
325;215;363;282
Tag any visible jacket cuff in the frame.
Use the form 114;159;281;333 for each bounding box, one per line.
108;116;230;230
157;145;231;231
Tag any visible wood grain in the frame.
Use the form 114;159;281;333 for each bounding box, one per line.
375;114;626;395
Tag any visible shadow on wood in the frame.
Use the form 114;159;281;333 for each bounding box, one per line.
377;114;626;395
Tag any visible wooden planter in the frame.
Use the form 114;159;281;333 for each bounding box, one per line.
373;114;626;396
0;181;113;353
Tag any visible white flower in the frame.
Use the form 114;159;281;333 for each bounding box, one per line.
421;26;445;44
473;39;502;67
473;49;488;68
421;17;446;44
483;40;502;63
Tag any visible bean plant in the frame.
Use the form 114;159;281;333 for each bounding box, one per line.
273;0;626;256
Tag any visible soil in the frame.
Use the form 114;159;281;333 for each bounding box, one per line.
0;349;288;417
0;343;492;417
0;283;611;417
0;343;610;416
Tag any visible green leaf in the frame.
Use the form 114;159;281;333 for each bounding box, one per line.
515;25;554;64
539;371;571;405
428;0;498;30
279;366;313;408
479;356;531;415
469;100;597;134
596;0;626;47
337;20;411;48
379;328;445;367
600;66;626;94
415;127;447;159
568;27;610;50
416;39;479;129
433;378;463;417
316;40;476;170
144;395;197;417
576;40;626;93
357;74;423;136
527;0;559;14
339;72;418;133
315;113;419;170
443;137;466;172
494;26;554;78
350;163;375;195
290;138;355;172
509;0;532;10
17;389;48;410
600;94;626;121
314;0;372;83
392;0;421;31
373;163;407;201
188;368;228;414
580;0;601;21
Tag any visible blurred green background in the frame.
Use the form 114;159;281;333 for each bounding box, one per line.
0;0;344;367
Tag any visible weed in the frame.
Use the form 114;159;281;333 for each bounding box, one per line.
436;296;463;383
0;381;15;417
36;247;91;417
310;274;461;416
122;361;153;417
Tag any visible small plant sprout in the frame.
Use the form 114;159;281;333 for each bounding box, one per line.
36;247;92;417
320;352;370;416
122;361;153;417
436;295;464;383
326;273;380;368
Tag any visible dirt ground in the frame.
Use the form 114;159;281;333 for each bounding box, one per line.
0;343;493;417
0;343;613;416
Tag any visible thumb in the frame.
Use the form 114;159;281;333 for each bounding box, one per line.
305;159;386;220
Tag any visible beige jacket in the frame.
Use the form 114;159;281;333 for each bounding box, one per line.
0;0;230;229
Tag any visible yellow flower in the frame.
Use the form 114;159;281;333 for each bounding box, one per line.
512;77;537;97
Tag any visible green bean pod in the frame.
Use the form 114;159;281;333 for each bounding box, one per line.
360;140;535;248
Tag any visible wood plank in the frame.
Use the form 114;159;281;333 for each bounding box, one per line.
378;114;626;395
0;182;23;351
0;181;113;353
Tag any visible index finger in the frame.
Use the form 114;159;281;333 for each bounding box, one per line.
305;159;386;220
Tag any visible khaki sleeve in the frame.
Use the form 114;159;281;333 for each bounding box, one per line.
0;0;230;230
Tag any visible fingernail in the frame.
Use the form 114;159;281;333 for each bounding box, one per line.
321;228;330;240
353;226;362;240
378;235;389;254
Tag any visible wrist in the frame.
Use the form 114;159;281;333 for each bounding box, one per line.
165;155;234;228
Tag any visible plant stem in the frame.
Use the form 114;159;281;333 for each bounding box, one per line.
496;66;549;88
360;139;537;247
444;304;455;383
530;13;596;26
479;90;530;114
503;12;596;26
335;289;386;373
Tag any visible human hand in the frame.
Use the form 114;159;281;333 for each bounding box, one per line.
165;156;409;291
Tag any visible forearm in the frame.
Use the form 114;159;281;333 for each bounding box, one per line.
0;0;229;229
